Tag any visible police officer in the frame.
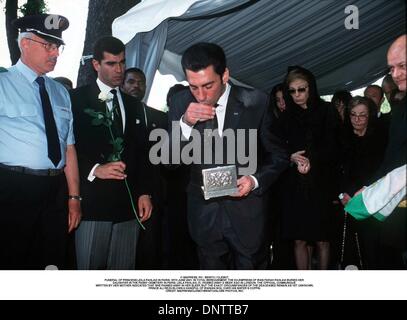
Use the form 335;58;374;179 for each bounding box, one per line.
0;14;81;269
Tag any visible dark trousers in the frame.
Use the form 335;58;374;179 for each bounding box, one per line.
136;166;165;269
0;167;68;270
188;195;267;270
377;207;407;269
136;206;162;269
162;166;199;269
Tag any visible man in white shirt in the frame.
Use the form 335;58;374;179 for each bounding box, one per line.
167;42;289;269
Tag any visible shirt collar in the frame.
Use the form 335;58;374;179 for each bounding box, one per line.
96;78;120;96
16;59;40;84
217;82;231;111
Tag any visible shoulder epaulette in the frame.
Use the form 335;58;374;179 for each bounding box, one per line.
0;67;8;73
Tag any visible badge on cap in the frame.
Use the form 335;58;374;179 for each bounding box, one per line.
12;14;69;45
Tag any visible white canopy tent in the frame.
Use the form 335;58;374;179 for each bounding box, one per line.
112;0;406;101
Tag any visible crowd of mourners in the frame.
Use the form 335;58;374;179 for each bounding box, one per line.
267;71;405;270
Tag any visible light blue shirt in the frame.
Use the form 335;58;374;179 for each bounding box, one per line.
0;60;74;169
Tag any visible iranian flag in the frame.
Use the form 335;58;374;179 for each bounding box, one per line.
345;164;406;221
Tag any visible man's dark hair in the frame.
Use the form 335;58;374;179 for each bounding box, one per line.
54;76;73;90
124;67;146;82
181;42;226;77
166;84;188;107
93;36;125;62
332;90;353;108
365;84;384;99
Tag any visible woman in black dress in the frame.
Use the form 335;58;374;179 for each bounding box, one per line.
280;66;339;269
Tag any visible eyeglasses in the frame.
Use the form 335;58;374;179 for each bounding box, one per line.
288;86;308;95
350;113;368;120
26;38;64;53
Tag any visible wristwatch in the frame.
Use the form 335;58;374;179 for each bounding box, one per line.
68;195;83;201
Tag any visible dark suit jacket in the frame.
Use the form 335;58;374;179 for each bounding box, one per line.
139;102;168;132
378;97;406;175
375;96;406;250
70;83;151;222
137;102;168;208
168;85;289;249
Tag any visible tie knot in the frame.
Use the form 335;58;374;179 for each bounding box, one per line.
110;88;117;97
35;77;45;87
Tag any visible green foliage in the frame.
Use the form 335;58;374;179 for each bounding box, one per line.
380;98;391;114
19;0;48;16
84;107;124;161
108;137;124;162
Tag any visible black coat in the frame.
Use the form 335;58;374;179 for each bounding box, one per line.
341;127;387;194
70;83;151;222
378;97;406;175
279;100;339;240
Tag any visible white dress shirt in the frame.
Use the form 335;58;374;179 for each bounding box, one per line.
180;83;231;139
179;83;258;189
96;78;126;132
88;79;127;182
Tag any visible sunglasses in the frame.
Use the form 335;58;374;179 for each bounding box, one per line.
288;86;308;95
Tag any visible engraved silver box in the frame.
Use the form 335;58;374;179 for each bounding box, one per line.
201;165;238;200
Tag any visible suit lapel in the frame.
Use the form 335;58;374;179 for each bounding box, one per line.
223;86;245;131
87;82;106;112
120;89;130;136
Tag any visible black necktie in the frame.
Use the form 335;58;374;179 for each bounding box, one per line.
35;77;61;167
110;89;123;137
207;104;219;131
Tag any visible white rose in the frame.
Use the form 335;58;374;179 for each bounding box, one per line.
98;91;114;102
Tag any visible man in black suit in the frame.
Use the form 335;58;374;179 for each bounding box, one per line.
122;67;167;269
70;36;152;269
167;42;289;269
375;34;406;269
364;84;391;141
122;67;168;131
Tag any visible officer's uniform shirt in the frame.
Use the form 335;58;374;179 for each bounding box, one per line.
0;60;74;169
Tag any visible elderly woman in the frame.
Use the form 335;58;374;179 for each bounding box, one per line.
339;96;387;269
279;66;339;270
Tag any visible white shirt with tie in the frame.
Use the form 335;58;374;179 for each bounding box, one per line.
87;79;127;182
179;83;259;189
